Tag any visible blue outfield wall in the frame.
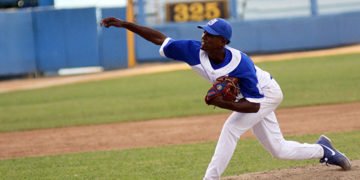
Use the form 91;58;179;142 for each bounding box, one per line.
0;9;37;76
33;7;100;72
99;8;128;70
1;8;360;76
338;12;360;44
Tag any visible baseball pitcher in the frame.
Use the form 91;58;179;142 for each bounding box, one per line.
101;17;351;179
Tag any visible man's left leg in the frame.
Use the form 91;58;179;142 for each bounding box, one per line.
203;112;263;180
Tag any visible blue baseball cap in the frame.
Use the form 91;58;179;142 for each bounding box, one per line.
197;18;232;43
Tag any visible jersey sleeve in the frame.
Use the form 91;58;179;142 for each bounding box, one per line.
159;37;200;66
229;53;264;103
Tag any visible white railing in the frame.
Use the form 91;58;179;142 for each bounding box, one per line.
238;0;360;20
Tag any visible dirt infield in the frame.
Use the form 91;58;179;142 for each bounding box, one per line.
0;45;359;178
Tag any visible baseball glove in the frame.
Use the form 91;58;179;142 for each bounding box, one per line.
205;76;240;105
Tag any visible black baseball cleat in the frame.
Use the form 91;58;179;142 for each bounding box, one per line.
316;135;351;170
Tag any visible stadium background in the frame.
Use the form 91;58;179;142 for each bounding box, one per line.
1;0;360;76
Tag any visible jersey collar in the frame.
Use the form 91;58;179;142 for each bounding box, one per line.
199;46;242;79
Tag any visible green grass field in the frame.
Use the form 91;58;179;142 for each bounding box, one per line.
0;131;359;179
0;53;360;132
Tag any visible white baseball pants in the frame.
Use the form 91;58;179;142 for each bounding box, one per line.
203;79;324;180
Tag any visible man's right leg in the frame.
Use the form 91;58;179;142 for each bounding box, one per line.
252;112;324;160
252;113;351;170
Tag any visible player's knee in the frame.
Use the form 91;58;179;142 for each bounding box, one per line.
222;122;241;139
222;122;235;135
275;91;284;105
268;142;290;159
271;151;287;159
271;147;293;160
279;92;283;102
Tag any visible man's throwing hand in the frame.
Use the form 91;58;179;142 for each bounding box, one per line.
100;17;125;28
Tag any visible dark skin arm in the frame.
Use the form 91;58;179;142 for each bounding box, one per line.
209;96;260;113
100;17;166;45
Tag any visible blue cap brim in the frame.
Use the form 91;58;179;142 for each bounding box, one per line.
197;25;220;36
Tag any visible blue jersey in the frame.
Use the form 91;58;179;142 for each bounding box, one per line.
159;38;273;103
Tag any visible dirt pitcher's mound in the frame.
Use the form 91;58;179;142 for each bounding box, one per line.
224;160;360;180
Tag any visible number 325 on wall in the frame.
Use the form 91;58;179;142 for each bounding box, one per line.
166;0;229;22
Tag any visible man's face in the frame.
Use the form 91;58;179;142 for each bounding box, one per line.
201;31;226;52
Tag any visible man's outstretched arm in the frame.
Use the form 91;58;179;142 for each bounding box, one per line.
101;17;166;45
